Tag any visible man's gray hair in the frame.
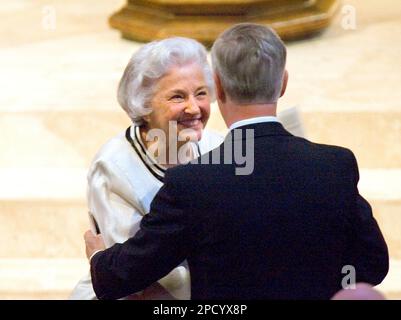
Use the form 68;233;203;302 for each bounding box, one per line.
118;37;215;125
211;23;287;104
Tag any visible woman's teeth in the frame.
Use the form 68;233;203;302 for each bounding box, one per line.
180;119;201;127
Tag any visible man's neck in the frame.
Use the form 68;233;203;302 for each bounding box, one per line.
222;102;278;128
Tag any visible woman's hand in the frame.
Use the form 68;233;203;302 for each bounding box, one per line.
125;282;176;300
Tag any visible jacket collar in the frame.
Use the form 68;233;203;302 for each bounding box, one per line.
125;126;166;182
227;121;293;141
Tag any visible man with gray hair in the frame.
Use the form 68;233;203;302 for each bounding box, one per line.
85;23;388;299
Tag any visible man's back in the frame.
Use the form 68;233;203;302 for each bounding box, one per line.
165;122;388;299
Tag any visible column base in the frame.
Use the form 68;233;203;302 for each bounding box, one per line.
109;0;340;45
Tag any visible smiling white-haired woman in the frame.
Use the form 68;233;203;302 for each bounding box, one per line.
69;37;223;300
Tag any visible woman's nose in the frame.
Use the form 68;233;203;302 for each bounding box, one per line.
184;96;200;114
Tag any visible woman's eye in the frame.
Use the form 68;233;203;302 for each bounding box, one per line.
170;95;183;101
197;91;207;96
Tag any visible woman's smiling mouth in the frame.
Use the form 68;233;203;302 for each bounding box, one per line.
178;117;202;127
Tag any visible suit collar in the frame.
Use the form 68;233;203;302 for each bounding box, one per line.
229;116;279;130
227;121;293;141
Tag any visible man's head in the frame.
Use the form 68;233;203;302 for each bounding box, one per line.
211;23;287;108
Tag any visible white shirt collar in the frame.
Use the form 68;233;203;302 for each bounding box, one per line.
229;116;279;130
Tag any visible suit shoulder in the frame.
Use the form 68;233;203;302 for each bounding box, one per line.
164;155;213;187
164;160;202;179
300;138;356;161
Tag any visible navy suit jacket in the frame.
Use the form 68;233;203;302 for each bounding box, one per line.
91;122;389;299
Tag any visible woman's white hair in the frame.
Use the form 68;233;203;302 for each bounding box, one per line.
117;37;215;125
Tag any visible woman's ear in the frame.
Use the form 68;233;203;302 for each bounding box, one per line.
280;70;288;98
142;114;151;124
214;73;226;103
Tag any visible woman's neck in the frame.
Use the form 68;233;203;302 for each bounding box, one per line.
139;126;195;167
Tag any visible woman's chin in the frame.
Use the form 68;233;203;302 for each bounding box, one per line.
178;125;203;142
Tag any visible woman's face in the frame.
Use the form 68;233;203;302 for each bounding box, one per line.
144;62;211;142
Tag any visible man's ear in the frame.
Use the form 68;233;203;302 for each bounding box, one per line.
280;70;289;98
214;73;226;103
